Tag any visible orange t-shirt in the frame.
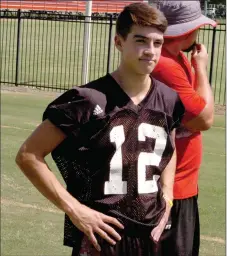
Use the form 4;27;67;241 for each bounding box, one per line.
152;48;206;199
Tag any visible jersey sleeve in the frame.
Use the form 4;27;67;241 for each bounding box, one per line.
153;60;206;123
42;88;93;136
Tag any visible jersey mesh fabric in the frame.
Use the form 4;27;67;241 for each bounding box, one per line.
76;234;161;256
43;74;184;249
52;108;173;247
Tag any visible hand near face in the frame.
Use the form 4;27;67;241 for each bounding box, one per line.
191;43;209;71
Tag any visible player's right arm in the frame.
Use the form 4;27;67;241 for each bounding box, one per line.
153;45;214;131
15;120;123;252
185;44;214;131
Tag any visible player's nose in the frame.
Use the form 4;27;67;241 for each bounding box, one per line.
144;43;155;56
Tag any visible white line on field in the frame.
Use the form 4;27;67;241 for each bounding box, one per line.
1;125;34;131
204;152;226;156
1;198;225;244
212;126;225;130
200;235;225;244
1;198;61;214
1;89;61;98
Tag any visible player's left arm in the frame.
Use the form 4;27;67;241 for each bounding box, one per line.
160;129;176;201
150;129;176;243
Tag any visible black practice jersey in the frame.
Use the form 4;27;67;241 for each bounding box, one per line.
43;74;184;248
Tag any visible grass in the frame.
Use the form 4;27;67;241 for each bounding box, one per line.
1;18;226;104
1;90;225;255
1;91;72;256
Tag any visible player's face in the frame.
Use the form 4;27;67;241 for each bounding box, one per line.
115;25;164;75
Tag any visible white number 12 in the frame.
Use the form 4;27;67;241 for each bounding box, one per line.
104;124;167;195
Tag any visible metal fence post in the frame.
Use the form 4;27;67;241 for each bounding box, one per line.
15;9;21;86
82;1;92;84
106;14;113;74
209;26;216;86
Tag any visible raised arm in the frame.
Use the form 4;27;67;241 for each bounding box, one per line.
185;44;214;131
153;46;214;131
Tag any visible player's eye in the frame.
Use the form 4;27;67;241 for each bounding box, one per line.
154;41;163;46
136;39;146;43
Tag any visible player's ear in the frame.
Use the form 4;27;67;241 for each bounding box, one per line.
115;34;123;52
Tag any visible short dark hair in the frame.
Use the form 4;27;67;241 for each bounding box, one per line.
116;2;168;39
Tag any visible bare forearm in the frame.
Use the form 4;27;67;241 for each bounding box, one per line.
16;153;81;217
183;44;214;131
151;148;176;242
195;67;214;109
184;67;214;131
160;149;176;201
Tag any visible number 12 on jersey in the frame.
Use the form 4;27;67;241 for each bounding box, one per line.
104;124;167;195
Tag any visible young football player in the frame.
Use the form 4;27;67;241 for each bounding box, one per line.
16;3;184;255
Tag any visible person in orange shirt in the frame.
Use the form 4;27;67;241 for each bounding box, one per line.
152;1;216;256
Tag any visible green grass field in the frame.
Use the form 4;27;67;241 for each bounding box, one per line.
1;90;225;256
1;19;226;105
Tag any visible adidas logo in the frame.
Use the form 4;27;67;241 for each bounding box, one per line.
93;105;103;115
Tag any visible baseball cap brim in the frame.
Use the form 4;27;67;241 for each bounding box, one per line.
164;15;217;38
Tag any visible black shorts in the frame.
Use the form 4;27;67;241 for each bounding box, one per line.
72;234;173;256
160;195;200;256
71;213;173;256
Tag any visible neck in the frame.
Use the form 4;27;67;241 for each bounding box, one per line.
111;64;151;99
